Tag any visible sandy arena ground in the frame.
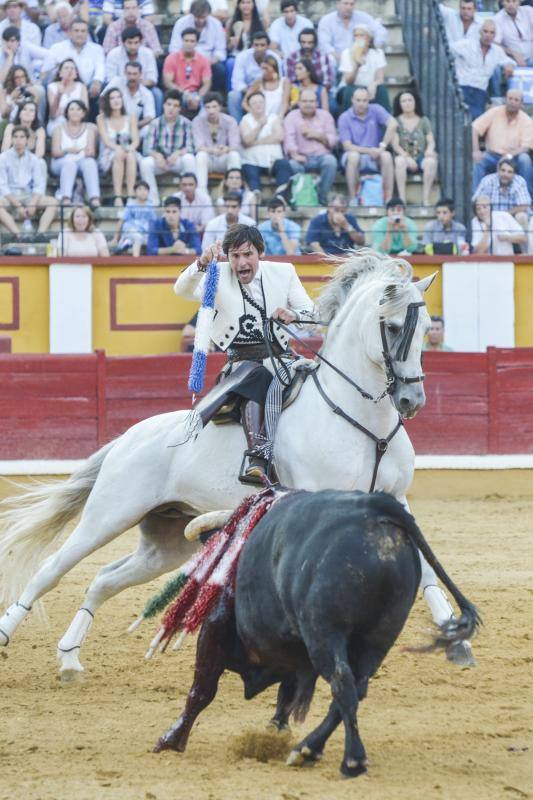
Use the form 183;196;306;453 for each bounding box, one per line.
0;473;532;800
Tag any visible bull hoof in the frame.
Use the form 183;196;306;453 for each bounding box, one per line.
446;640;476;667
341;757;368;778
286;746;322;768
268;718;290;733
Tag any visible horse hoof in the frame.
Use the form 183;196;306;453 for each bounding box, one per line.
58;649;85;683
60;666;85;683
0;629;8;646
341;758;368;778
153;736;184;754
447;640;476;667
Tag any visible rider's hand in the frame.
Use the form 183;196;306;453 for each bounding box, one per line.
272;307;297;324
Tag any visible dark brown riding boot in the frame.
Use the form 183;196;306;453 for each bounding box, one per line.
239;400;269;485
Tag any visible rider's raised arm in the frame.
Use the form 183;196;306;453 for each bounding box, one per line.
173;261;206;302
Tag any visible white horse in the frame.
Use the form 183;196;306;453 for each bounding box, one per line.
0;250;464;680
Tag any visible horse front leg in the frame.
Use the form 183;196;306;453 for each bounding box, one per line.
154;588;235;754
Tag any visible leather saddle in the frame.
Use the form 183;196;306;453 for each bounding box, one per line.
195;359;318;427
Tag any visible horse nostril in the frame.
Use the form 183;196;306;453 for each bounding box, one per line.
399;397;411;411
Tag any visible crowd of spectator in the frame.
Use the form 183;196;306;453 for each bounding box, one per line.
1;0;533;256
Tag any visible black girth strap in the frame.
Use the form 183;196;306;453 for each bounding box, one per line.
311;370;403;493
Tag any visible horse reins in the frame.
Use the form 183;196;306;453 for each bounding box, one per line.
267;301;426;493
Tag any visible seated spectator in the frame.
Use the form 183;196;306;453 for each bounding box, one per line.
44;18;105;112
471;193;526;254
226;0;264;61
228;30;281;121
422;197;467;254
102;0;161;56
473;156;530;230
337;23;389;113
0;0;41;46
268;0;312;59
182;0;229;24
163;27;212;116
46;58;88;134
139;90;195;206
0;125;57;238
111;179;156;254
50;98;101;207
258;196;301;255
243;54;289;116
371;197;418;254
105;25;161;114
1;99;46;181
452;19;514;120
286;28;336;107
213;166;256;217
240;90;293;195
441;0;480;43
0;33;47;120
284;87;338;207
173;171;215;233
96;87;139;205
191;92;241;191
494;0;533;68
337;86;396;205
288;58;328;111
169;0;226;92
57;203;110;256
103;61;155;139
43;2;73;48
201;190;255;248
472;88;533;193
423;315;453;352
305;192;364;253
317;0;387;63
146;195;201;256
391;90;438;208
103;0;155;25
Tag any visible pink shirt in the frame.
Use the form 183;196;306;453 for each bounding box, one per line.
163;51;212;93
473;105;533;154
283;108;337;158
494;6;533;60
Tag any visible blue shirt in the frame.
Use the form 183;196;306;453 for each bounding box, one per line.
258;218;302;256
305;212;363;254
122;199;157;235
231;47;284;91
146;217;201;255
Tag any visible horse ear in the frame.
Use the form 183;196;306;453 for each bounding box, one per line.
415;272;438;294
382;284;397;302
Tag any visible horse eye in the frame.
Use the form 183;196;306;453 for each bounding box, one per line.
387;323;401;336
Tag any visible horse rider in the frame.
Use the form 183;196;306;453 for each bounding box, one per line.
174;223;317;484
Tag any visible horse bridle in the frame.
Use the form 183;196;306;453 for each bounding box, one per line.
268;300;427;492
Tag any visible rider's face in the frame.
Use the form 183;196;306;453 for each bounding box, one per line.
228;242;261;284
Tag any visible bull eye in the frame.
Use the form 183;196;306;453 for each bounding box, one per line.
387;323;401;336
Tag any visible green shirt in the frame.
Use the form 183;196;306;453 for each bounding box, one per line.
371;215;419;254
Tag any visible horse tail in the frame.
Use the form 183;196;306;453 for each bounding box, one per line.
0;438;118;607
372;493;482;648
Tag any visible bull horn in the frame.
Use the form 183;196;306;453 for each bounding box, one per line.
184;510;233;542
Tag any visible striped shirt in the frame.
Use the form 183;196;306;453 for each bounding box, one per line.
286;47;336;89
145;114;193;157
473;173;531;210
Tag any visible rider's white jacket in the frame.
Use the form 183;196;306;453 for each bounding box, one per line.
174;260;316;352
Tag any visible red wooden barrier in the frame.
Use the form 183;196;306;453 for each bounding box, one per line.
0;349;532;459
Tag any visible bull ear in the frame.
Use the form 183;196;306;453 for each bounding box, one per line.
415;271;438;294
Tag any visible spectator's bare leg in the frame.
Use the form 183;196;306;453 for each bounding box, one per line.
37;196;58;233
0;199;20;235
394;155;407;204
125;151;138;198
379;151;394;203
422;154;438;206
345;152;361;201
112;150;127;205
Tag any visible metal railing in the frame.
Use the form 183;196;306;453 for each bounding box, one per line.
395;0;472;224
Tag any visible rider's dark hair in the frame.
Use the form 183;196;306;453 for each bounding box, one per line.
222;224;265;255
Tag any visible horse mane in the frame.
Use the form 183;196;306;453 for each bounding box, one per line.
318;249;414;324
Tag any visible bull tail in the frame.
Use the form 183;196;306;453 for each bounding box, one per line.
374;494;482;649
288;673;317;724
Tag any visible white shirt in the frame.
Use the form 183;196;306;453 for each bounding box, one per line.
105;44;158;84
181;0;228;14
338;46;387;87
472;211;523;255
103;77;155;130
451;39;514;90
0;18;41;46
202;211;256;249
441;5;480;43
44;39;106;85
240;113;283;168
268;14;314;59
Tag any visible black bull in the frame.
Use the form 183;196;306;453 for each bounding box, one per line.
155;490;480;777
